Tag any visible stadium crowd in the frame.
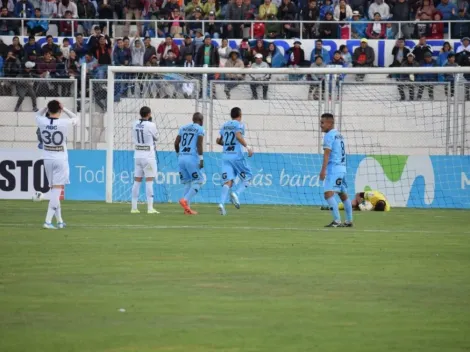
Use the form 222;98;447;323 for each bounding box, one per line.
0;0;468;108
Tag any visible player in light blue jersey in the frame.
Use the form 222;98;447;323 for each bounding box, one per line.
319;113;353;227
174;112;205;215
216;107;254;215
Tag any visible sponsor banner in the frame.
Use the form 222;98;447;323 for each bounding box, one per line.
3;149;467;208
3;36;464;68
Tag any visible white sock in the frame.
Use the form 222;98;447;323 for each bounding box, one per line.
183;183;191;206
55;202;63;223
131;181;141;210
220;184;230;204
185;183;201;203
46;188;61;223
146;181;154;211
235;180;250;196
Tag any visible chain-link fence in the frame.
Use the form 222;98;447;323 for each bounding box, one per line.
0;77;78;149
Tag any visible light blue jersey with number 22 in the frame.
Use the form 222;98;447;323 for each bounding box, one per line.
220;120;245;160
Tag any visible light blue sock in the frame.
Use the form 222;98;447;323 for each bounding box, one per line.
343;198;353;223
185;183;201;203
183;183;191;206
326;196;341;223
235;180;250;196
220;184;230;204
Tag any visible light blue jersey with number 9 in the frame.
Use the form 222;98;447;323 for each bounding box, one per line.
323;128;346;173
219;120;245;160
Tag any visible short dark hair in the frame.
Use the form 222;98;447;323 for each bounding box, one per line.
65;10;72;14
28;35;35;40
193;112;203;122
63;38;70;42
375;200;386;211
321;113;334;120
47;100;61;114
140;106;151;118
123;36;129;41
46;35;53;39
76;33;83;37
35;7;41;11
339;44;347;51
316;39;323;44
231;107;241;119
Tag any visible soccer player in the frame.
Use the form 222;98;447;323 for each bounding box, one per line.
174;112;205;215
130;106;160;214
351;190;390;211
319;113;353;227
36;100;78;229
216;107;254;216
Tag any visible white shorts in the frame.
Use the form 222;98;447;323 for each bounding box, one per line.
44;159;70;187
134;158;157;178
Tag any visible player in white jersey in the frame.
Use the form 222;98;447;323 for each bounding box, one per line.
36;100;78;229
130;106;160;214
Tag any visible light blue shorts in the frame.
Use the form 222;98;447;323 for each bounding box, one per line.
178;157;203;184
221;159;252;183
323;172;348;193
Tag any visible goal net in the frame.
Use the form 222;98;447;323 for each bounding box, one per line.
105;66;470;209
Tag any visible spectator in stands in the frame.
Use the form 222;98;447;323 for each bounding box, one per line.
391;38;410;68
349;0;366;15
206;11;222;38
427;11;444;39
352;38;374;81
130;36;144;66
368;0;390;19
80;51;98;77
438;41;453;66
9;37;24;63
391;0;412;39
224;49;244;99
398;52;419;100
54;51;71;95
195;35;219;67
60;10;78;36
334;0;352;20
218;38;230;66
193;29;204;52
4;50;21;77
307;55;325;100
436;0;457;20
252;39;268;60
412;35;432;62
61;38;71;59
415;0;434;20
443;53;458;97
259;0;277;19
15;61;39;112
301;0;319;39
187;8;203;35
385;23;395;39
73;33;88;59
243;0;257;22
161;49;178;66
340;44;352;66
78;0;96;35
279;0;297;20
460;53;470;100
185;0;201;16
319;11;338;39
203;0;221;17
88;26;106;50
27;8;49;36
310;39;330;64
249;53;269;99
163;0;179;16
168;8;185;37
226;0;247;38
265;13;281;38
143;36;156;65
350;10;366;39
14;0;34;18
125;0;144;36
42;35;61;58
58;0;78;18
265;42;281;67
456;37;470;62
366;12;386;39
113;38;131;66
238;37;252;63
66;49;80;78
97;0;114;36
157;36;180;64
94;36;112;78
24;36;42;58
1;0;14;13
36;50;58;96
319;0;334;19
179;35;195;63
286;40;305;67
452;9;470;39
0;7;14;35
41;0;58;18
282;14;300;39
417;51;437;100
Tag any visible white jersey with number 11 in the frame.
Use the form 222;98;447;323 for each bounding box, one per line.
133;120;158;159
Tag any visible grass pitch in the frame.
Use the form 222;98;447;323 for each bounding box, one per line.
0;200;469;352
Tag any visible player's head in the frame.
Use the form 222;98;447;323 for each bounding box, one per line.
47;100;62;118
375;200;386;211
140;106;152;120
320;113;334;132
230;107;242;120
193;112;203;126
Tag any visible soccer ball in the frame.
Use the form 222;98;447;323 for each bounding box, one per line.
32;191;44;202
358;200;373;211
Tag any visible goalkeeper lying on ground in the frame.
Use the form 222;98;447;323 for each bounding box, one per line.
322;190;390;211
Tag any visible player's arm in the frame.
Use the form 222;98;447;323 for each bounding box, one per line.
61;106;79;126
197;135;204;168
320;148;330;181
174;135;181;154
216;134;223;146
235;131;253;157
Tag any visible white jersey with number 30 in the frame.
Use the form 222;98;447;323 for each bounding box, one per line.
36;108;78;161
133;120;158;159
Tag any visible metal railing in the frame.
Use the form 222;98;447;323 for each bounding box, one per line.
2;17;469;40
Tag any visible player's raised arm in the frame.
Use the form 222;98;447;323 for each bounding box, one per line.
60;104;79;126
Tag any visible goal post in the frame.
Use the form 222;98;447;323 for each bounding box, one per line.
105;66;470;208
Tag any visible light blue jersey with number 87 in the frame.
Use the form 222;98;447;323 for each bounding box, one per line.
323;128;346;174
178;123;205;159
219;120;245;160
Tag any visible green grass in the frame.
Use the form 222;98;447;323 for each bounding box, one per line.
0;200;469;352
